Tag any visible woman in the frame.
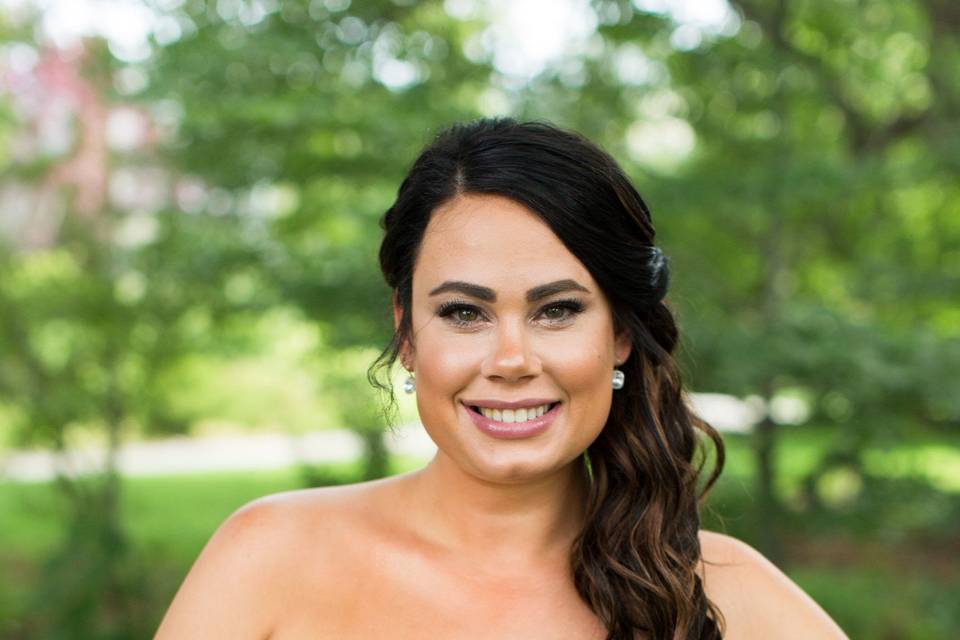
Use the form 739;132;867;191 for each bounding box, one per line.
155;119;849;639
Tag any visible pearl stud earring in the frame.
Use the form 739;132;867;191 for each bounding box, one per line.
612;368;625;390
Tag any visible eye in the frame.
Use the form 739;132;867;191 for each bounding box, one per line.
453;307;480;323
542;305;568;320
437;301;486;327
538;298;585;323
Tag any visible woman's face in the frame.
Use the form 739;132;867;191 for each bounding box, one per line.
396;193;631;484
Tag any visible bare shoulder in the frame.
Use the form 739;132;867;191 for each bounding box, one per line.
154;483;374;640
697;530;850;640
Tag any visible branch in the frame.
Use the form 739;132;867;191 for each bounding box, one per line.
918;0;960;113
730;0;935;155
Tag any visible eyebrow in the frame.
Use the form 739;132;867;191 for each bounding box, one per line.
428;279;590;303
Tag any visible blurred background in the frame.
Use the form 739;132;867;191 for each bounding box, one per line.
0;0;958;637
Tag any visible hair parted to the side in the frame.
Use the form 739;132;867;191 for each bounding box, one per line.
367;117;727;640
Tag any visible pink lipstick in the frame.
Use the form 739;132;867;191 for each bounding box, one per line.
461;401;561;440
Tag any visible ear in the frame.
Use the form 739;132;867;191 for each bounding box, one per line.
614;329;632;367
392;291;403;333
392;292;413;370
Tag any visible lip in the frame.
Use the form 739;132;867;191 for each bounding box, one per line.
460;398;559;410
461;400;561;440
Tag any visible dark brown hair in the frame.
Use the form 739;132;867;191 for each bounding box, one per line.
368;118;726;639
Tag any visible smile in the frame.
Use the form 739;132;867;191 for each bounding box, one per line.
468;403;558;423
462;400;562;439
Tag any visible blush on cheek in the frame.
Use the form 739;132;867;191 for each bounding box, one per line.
542;326;615;442
543;324;610;386
416;333;485;389
411;329;483;435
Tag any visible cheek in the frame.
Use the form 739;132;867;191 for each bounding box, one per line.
415;326;483;383
411;324;484;422
542;324;615;440
543;320;613;390
547;337;606;385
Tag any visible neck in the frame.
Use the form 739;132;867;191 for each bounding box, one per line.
407;451;590;570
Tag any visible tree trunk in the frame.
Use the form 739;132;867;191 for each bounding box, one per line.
359;428;390;480
753;27;790;562
754;384;783;564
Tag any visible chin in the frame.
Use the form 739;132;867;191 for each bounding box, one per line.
465;446;580;485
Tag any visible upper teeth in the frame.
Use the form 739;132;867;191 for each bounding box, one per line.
477;404;552;423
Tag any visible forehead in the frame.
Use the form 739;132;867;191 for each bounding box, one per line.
413;193;593;296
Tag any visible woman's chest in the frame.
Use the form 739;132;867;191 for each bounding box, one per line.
273;594;606;640
269;543;608;640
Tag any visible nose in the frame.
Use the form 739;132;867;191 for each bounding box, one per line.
480;320;541;382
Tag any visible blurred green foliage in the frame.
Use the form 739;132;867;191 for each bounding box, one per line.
1;0;958;638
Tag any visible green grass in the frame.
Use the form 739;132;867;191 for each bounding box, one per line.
124;468;307;562
1;454;429;566
1;428;958;639
2;468;298;564
3;426;957;569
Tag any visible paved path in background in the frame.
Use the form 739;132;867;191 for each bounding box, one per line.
1;424;437;483
0;393;756;483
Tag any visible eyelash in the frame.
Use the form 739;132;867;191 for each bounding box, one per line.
436;298;586;328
